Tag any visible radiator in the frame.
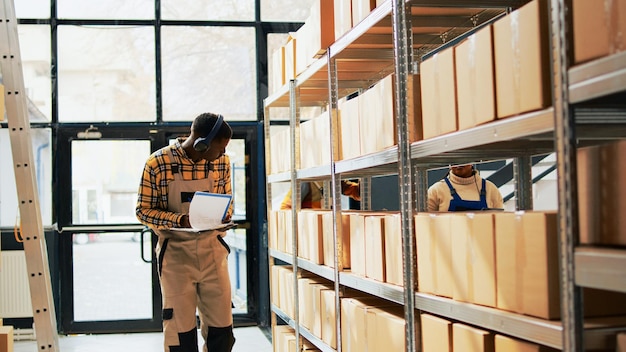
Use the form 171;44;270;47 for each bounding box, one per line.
0;250;33;318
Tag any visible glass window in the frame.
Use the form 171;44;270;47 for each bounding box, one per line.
261;0;315;22
72;231;153;321
57;0;154;20
0;129;52;227
71;140;150;225
57;26;156;122
226;139;246;220
161;26;256;121
19;25;52;122
161;0;254;21
16;0;50;19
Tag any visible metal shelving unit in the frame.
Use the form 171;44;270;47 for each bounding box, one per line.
264;0;626;351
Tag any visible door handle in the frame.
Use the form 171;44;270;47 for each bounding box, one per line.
140;227;152;263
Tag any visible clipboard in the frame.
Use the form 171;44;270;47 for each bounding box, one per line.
171;191;236;232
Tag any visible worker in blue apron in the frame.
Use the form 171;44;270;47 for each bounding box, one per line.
427;164;504;212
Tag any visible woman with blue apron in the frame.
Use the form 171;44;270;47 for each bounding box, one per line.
427;164;504;212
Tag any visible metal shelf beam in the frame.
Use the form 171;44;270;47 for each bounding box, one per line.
575;247;626;293
569;51;626;104
415;293;626;350
269;249;294;265
339;272;405;305
271;305;335;352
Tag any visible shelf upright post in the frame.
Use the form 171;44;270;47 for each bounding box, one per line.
0;1;60;350
263;99;277;330
327;49;344;352
549;0;583;350
288;79;303;348
513;156;533;210
391;0;417;351
360;176;372;210
414;164;428;212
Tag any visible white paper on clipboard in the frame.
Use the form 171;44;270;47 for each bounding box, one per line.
171;191;234;232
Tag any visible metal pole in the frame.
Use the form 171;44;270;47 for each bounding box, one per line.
327;50;344;352
288;79;303;348
549;0;583;350
391;0;417;351
513;156;533;210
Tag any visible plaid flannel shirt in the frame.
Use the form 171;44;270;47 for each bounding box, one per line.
135;138;232;229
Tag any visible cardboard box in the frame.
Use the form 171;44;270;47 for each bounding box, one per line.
495;334;558;351
420;46;458;139
268;210;278;250
270;127;290;174
578;141;626;246
298;277;328;331
310;283;334;338
421;314;452;352
321;289;337;348
341;297;395;352
0;326;13;352
284;36;297;81
452;323;494;352
496;211;626;319
351;0;376;25
322;211;351;269
415;213;453;297
455;25;497;130
450;213;496;307
278;266;295;318
334;0;352;39
299;119;316;169
348;212;367;276
364;215;386;282
495;211;560;319
297;210;324;264
278;210;294;254
366;307;406;352
338;96;362;160
273;325;294;352
493;0;551;118
572;0;626;64
303;0;335;61
270;46;285;94
384;213;403;286
359;82;381;155
271;265;282;308
360;74;422;154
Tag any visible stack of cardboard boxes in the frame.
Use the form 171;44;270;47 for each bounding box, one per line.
268;0;626;350
421;0;552;139
421;314;560;352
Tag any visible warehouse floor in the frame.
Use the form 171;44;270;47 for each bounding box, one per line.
13;326;272;352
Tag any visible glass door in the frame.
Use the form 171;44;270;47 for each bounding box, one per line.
56;123;261;333
56;128;161;333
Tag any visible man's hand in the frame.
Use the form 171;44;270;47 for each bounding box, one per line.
181;214;192;228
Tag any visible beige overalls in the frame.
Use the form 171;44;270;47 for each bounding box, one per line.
154;149;234;352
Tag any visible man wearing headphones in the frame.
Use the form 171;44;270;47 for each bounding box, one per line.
427;164;503;212
136;112;235;352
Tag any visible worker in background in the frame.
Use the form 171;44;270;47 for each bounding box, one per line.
280;180;361;209
136;113;236;352
427;164;503;212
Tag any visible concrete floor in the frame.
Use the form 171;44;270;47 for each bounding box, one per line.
13;326;272;352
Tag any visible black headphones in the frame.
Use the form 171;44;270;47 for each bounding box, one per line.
193;114;224;152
